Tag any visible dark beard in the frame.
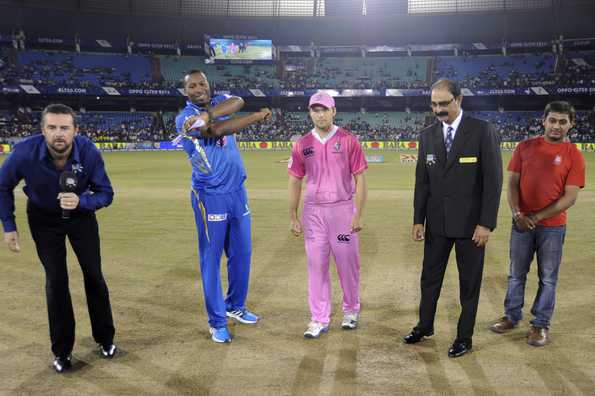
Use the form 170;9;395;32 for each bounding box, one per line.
48;142;70;156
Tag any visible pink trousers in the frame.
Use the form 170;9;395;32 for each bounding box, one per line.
302;200;361;325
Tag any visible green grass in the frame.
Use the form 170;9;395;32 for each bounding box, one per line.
0;149;593;395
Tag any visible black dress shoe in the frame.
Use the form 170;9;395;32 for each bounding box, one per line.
448;340;472;358
403;328;434;344
100;343;118;359
52;356;72;373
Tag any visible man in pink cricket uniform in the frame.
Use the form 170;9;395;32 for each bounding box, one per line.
288;92;368;339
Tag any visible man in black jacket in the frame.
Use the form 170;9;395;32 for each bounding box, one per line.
403;79;503;357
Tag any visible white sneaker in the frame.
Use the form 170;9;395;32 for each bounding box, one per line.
303;321;329;339
341;313;359;330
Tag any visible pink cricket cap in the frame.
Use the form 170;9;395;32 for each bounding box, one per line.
308;91;335;109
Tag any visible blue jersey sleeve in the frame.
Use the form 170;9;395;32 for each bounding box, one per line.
176;108;207;139
77;143;114;212
0;149;24;232
175;111;188;134
180;137;196;157
175;110;200;158
208;94;237;123
212;94;233;106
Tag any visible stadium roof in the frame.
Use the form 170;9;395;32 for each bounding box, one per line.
2;0;592;17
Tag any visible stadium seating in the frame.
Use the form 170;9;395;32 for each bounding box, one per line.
559;50;595;86
158;55;278;89
1;109;593;143
0;48;19;84
282;56;429;89
1;48;591;91
471;111;594;142
0;110;159;143
435;54;555;88
78;111;156;142
1;46;594;145
16;50;152;87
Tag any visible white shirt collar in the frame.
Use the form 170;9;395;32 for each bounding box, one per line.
442;109;464;139
311;125;338;144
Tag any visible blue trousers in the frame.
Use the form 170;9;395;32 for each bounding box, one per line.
191;187;252;328
504;224;566;328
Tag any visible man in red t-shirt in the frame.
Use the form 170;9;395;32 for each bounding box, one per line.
489;101;586;347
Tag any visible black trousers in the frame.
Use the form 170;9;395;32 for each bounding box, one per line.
416;233;485;342
27;203;115;358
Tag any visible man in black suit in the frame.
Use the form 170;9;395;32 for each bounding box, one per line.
403;79;503;357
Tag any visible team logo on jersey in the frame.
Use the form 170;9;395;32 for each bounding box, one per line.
553;155;562;165
303;146;315;158
333;141;342;153
208;213;228;222
216;136;227;147
337;234;351;243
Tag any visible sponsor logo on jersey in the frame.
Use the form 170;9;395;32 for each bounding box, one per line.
303;146;315;158
337;234;351;243
208;213;228;222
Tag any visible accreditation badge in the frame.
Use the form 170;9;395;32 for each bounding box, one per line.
459;157;478;163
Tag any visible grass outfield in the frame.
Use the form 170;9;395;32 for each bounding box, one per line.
0;149;594;395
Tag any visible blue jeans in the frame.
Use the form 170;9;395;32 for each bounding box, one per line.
504;223;566;328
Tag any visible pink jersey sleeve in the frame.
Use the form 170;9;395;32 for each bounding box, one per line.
288;140;306;178
349;135;368;175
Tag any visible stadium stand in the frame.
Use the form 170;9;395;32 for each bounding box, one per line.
0;48;19;85
1;44;594;145
9;50;153;88
434;54;556;88
2;47;594;92
78;111;159;142
281;56;429;89
0;110;163;143
3;109;592;144
158;55;278;90
558;50;595;86
473;111;595;142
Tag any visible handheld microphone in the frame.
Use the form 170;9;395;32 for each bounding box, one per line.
59;171;78;220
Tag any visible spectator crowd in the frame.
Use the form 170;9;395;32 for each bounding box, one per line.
2;108;593;145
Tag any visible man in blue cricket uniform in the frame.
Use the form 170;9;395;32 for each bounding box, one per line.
175;69;272;343
0;104;117;373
